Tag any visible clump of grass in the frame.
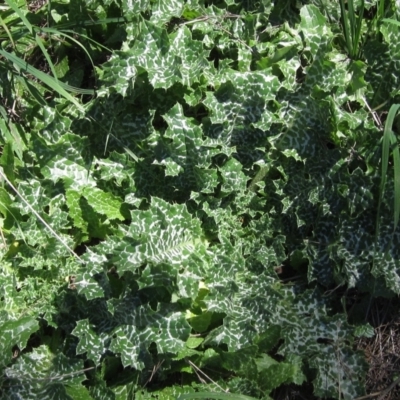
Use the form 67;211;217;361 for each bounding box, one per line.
339;0;365;59
0;0;108;112
373;103;400;272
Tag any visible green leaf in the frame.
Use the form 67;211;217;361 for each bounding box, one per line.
82;187;124;221
186;336;204;349
256;354;305;392
107;300;192;368
72;319;109;365
66;188;89;237
1;1;394;398
4;346;88;399
187;311;212;333
0;141;15;185
354;323;375;338
151;0;184;25
107;197;207;272
0;315;39;369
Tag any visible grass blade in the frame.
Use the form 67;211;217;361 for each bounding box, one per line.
377;0;385;20
43;27;112;54
373;104;400;271
379;104;400;231
15;74;47;106
339;0;364;59
347;0;356;49
0;49;87;111
53;16;129;30
339;0;353;57
0;14;15;48
391;129;400;233
40;29;99;84
34;33;59;82
4;0;33;35
3;0;96;97
353;0;364;58
382;18;400;28
4;0;61;86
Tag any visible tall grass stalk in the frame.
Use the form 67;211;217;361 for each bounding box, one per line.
339;0;365;59
376;0;386;25
373;104;400;273
0;14;15;47
0;49;87;112
365;0;392;43
1;0;110;111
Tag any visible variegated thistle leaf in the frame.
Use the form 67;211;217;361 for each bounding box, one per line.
3;346;90;400
100;197;208;274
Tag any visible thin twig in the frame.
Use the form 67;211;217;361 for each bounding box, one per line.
144;360;164;387
179;12;241;26
372;101;389;112
353;374;400;400
192;367;207;384
377;375;400;400
186;359;228;393
179;16;214;26
363;97;383;130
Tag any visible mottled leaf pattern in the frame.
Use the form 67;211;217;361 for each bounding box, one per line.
2;0;399;399
3;346;88;399
0;314;39;369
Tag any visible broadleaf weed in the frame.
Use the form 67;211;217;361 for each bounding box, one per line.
2;1;400;399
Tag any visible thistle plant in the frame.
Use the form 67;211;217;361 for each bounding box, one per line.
2;1;400;399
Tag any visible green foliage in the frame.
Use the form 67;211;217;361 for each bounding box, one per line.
1;0;400;399
339;0;365;59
